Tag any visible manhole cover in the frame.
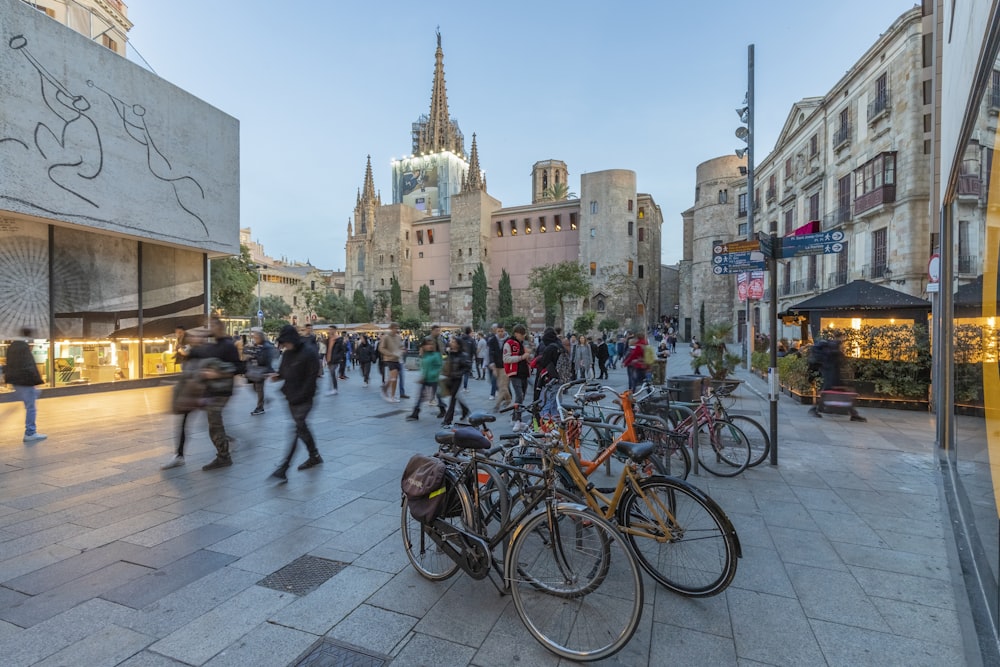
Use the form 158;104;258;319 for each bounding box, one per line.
257;556;348;596
290;637;390;667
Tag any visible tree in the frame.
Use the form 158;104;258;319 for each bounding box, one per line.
497;269;513;321
472;263;487;330
418;284;431;319
374;292;389;321
597;317;620;334
573;311;596;336
540;182;577;201
314;292;352;323
351;289;370;322
390;274;402;320
528;261;590;332
259;295;291;320
210;244;257;316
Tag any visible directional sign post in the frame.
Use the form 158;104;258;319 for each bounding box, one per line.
779;230;846;259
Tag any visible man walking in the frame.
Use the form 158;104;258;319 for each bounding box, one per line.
271;324;322;480
503;324;531;406
246;329;275;416
324;327;346;395
185;317;240;469
6;328;46;443
486;323;504;401
380;322;404;402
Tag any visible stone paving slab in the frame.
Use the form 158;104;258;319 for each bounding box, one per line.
0;350;983;666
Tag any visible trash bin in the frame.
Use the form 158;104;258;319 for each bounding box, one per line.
666;374;708;403
651;359;667;386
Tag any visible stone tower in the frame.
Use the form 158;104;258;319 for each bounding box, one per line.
344;156;380;295
532;159;569;203
412;30;464;156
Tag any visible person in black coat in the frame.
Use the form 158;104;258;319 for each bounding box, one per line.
5;328;46;443
271;325;323;480
186;317;240;470
595;336;610;379
533;327;562;402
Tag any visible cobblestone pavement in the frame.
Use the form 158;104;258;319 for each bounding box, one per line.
0;345;979;666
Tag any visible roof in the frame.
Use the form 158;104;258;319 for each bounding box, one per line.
787;280;930;313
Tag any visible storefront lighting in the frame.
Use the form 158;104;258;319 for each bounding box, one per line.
851;318;862;330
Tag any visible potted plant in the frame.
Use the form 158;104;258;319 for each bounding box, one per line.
692;322;744;392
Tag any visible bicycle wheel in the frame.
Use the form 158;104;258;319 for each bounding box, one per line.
696;419;751;477
475;463;511;539
727;415;770;468
618;476;739;597
635;423;691;479
508;505;643;661
400;477;473;581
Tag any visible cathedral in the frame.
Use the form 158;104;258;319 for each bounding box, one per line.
344;32;664;330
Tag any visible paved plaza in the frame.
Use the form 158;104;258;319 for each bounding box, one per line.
0;346;981;666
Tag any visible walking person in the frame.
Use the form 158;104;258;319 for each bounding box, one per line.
406;337;444;421
441;336;471;427
246;329;276;415
460;326;476;392
596;336;610;379
503;324;531;406
271;324;322;480
324;328;346;395
486;323;503;401
6;328;46;443
380;322;404;402
622;332;651;393
355;335;375;386
186;317;241;470
475;332;488;380
575;334;593;380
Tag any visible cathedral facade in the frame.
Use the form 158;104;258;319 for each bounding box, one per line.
344;33;663;331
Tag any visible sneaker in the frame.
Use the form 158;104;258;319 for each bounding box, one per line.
270;465;288;481
251;407;265;416
202;456;232;471
382;394;395;404
326;389;338;396
850;415;868;422
22;433;47;443
399;394;411;399
441;422;452;429
161;455;185;470
488;395;495;400
297;455;323;470
392;397;401;403
339;376;349;380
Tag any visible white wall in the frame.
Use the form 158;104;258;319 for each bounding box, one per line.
0;0;239;254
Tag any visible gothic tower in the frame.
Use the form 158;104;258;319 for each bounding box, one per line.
345;156;380;295
532;160;569;203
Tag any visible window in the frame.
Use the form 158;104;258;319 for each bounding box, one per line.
636;304;645;316
784;158;792;180
837;174;852;223
628;199;634;212
782;263;790;293
554;214;562;231
379;253;384;265
510;220;518;236
737;193;748;217
837;241;849;282
458;248;462;257
738;222;747;236
418;251;424;259
638;265;644;279
310;280;316;290
405;249;410;259
783;209;794;235
405;231;410;241
808;192;820;222
767;174;776;201
427;229;435;244
417;230;424;244
810;134;818;157
468;248;471;256
293;296;298;306
357;247;365;271
590;262;597;276
101;34;118;52
868;73;890;120
871;227;887;277
627;260;633;276
718;189;728;204
638;207;645;219
390;254;394;264
496;221;503;237
429;279;435;286
590;201;598;214
32;5;57;17
628;221;634;236
525;219;532;235
853;152;897;214
959;220;973;273
638;227;645;242
570;213;578;230
597;298;605;312
539;216;546;232
459;273;463;281
834;108;850;147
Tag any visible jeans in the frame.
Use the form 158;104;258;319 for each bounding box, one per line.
494;370;511;410
281;399;318;466
488;365;497;395
510;376;527;405
204;396;232;459
13;385;39;436
253;381;265;410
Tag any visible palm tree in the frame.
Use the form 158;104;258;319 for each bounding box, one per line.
540;182;577;201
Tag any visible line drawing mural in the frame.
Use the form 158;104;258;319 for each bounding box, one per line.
88;80;208;235
8;34;104;208
1;34;214;241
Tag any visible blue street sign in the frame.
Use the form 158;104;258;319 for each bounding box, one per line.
780;230;846;258
713;260;766;275
257;310;264;320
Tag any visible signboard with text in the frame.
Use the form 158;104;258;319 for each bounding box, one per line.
781;230;845;258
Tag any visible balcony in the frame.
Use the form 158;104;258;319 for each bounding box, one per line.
958;255;978;274
822;205;852;230
833;124;851;149
828;270;848;287
867;93;891;123
854;184;896;216
765;187;776;202
957;174;982;197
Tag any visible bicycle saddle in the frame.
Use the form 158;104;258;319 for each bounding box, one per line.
615;440;656;463
582;391;606;403
434;426;492;450
465;411;496;427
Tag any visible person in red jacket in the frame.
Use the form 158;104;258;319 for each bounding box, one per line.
622;332;650;392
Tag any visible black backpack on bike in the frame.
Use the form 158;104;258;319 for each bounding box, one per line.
401;455;447;523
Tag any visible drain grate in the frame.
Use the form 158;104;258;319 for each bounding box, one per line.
290;637;390;667
257;555;349;596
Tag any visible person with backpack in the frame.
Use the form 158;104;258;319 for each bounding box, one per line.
324;328;347;395
533;327;563;406
503;324;532;406
355;335;375;386
245;329;276;415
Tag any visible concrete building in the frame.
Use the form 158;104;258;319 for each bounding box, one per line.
0;0;238;389
344;34;663;332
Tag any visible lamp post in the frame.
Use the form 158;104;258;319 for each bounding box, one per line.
251;264;265;327
735;45;755;366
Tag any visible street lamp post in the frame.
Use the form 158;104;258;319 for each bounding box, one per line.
251;264;265;327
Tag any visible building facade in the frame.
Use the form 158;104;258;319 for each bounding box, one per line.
344;34;663;332
0;0;238;390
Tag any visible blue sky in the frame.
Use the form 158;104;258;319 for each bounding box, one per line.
125;1;914;268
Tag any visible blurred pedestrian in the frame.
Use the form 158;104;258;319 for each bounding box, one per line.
441;336;471;427
245;329;275;415
407;337;444;421
6;327;46;443
271;324;322;480
186;317;241;470
380;322;404;402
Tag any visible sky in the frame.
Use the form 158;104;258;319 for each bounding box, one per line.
125;0;915;269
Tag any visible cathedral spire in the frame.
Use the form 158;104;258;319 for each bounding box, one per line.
361;155;376;204
414;30;464;155
464;133;484;191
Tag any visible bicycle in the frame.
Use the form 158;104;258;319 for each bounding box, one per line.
507;428;741;597
400;427;644;661
702;385;770;467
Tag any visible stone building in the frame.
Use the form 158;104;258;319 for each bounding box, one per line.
344;34;663;332
20;0;130;55
682;7;943;344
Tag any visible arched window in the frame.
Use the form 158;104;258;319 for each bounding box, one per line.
597;298;605;312
390;254;394;264
542;170;548;190
357;247;365;271
628;221;634;236
458;248;463;257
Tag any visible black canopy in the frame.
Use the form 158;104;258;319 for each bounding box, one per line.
787;280;930;314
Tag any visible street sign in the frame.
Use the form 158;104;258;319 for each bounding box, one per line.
714;239;760;255
780;230;846;258
927;253;940;283
714;260;766;275
257;309;264;320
